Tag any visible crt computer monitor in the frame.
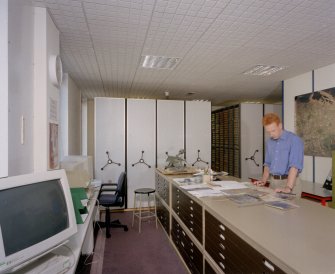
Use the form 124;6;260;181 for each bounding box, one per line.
0;169;77;273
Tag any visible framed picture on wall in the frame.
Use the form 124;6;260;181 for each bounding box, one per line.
295;88;335;157
49;122;59;169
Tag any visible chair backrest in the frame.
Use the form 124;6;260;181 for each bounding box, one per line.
115;172;126;203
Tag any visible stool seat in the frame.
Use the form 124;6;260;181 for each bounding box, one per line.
134;188;155;194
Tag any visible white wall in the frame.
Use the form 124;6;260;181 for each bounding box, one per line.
127;99;156;208
157;100;184;168
8;0;35;176
34;7;60;172
0;0;8;178
185;101;211;169
94;98;125;184
284;65;334;183
60;73;81;159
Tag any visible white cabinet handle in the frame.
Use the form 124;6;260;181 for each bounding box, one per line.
219;243;225;250
182;231;186;236
219;262;225;270
219;234;225;241
263;259;275;272
190;206;193;210
219;224;225;231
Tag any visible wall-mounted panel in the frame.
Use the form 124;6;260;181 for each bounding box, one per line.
127;99;156;208
185;101;211;169
0;0;8;177
94;98;125;184
240;103;263;180
157;100;184;168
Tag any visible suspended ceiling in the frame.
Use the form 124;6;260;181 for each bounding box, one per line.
32;0;335;105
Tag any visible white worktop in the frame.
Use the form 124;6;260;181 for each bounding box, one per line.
161;172;335;274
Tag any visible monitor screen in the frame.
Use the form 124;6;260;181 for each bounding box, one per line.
0;180;68;256
0;170;77;273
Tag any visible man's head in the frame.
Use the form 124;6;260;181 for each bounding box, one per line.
262;113;282;140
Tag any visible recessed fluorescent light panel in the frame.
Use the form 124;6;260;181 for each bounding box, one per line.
141;55;181;70
243;65;287;76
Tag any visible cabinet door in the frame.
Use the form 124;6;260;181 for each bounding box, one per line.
240;103;263;180
157;100;184;168
94;98;125;184
185;101;211;169
127;99;156;208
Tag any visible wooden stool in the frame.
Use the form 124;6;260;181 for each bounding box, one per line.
132;188;158;233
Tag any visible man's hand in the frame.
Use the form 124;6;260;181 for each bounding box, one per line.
252;180;266;187
275;186;292;193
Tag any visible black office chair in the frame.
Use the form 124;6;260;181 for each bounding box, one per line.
98;172;128;238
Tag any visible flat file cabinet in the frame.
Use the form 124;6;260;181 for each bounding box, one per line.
205;210;286;274
171;217;203;274
172;184;203;244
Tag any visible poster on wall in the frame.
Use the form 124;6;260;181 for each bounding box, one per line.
295;88;335;157
49;122;59;169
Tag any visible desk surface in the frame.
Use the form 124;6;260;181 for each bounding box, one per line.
301;180;332;198
162;172;335;274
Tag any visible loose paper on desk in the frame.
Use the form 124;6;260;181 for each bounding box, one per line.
210;181;248;190
180;183;209;190
188;189;223;198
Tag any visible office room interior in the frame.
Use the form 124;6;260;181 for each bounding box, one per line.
1;0;335;274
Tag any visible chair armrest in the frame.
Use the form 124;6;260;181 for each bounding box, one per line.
101;183;117;190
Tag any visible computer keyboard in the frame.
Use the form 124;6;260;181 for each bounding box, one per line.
17;252;71;274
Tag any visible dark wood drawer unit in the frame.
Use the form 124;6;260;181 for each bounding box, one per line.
156;197;170;234
205;211;286;274
171;217;203;274
205;260;218;274
172;184;203;243
155;173;169;205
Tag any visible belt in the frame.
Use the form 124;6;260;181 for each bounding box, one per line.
271;174;288;180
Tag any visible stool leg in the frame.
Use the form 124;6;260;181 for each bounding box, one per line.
147;193;151;221
139;194;142;233
132;193;136;228
153;193;158;229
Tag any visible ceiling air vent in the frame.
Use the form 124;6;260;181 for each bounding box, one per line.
243;65;287;76
141;55;181;70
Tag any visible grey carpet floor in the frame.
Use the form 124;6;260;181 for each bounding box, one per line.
90;211;188;274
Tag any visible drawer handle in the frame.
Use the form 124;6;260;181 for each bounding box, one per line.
181;241;185;247
190;200;194;204
190;214;194;218
190;242;194;246
263;259;275;272
219;262;225;270
190;248;193;253
182;231;186;236
177;189;179;192
219;252;225;260
177;206;179;209
190;220;194;225
190;206;193;210
190;227;193;232
219;224;225;231
219;234;225;241
190;255;193;260
219;243;225;250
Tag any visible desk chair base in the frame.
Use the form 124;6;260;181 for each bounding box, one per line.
99;208;128;238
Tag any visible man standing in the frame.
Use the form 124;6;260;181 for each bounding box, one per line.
255;113;304;193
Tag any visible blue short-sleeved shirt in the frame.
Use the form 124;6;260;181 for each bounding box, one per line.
264;130;304;175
